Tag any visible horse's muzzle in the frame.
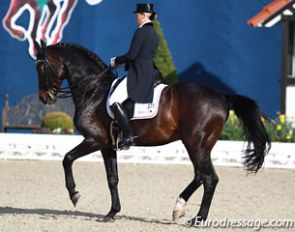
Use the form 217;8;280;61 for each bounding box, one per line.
39;90;57;105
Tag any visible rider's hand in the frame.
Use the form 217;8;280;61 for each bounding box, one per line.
110;57;116;67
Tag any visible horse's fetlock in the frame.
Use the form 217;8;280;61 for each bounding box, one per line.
113;205;121;213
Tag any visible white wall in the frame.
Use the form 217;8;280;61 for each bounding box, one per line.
0;133;294;169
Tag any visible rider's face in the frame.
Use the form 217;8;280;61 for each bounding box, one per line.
135;13;147;26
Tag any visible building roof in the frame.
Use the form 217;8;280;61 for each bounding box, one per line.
248;0;295;27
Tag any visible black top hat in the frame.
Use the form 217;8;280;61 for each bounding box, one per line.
133;3;155;14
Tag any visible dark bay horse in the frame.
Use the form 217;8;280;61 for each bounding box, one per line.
34;41;271;225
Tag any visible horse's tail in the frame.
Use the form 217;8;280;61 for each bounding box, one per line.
225;95;271;173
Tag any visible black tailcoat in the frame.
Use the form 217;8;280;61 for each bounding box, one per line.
115;22;159;103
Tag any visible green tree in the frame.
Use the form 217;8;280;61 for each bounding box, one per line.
153;20;179;85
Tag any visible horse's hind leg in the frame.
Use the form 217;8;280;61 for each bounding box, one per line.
172;169;202;221
190;149;219;225
174;146;219;225
62;138;99;206
101;149;121;222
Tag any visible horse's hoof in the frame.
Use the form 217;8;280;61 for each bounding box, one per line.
70;192;81;207
172;210;185;222
103;216;115;222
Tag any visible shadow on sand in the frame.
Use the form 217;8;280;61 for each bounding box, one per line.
0;206;176;225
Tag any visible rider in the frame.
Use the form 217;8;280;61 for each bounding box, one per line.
109;3;160;149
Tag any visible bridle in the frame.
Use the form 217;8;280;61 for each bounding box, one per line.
35;57;116;101
35;41;117;101
35;57;75;99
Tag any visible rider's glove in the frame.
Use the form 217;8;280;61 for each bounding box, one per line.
110;57;116;67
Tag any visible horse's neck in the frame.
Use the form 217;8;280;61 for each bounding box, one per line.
56;47;115;108
66;71;113;108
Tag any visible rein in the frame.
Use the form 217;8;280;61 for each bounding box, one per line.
56;86;73;99
109;65;119;78
56;66;112;99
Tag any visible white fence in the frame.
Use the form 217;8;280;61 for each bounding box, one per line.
0;133;294;169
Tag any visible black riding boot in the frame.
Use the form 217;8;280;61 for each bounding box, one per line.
111;102;137;149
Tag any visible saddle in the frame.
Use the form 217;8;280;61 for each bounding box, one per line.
106;77;167;120
106;76;167;149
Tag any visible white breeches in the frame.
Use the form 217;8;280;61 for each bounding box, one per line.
108;77;128;105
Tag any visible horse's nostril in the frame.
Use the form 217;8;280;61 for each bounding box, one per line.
39;91;47;104
39;96;46;103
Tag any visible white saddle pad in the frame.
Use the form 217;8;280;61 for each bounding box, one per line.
106;79;167;120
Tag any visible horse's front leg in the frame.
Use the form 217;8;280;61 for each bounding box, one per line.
62;138;99;206
101;149;121;222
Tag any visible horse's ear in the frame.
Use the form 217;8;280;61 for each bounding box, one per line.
33;40;41;59
40;40;47;58
40;40;46;49
41;40;46;58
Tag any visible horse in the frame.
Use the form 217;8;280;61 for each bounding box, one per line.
33;40;271;225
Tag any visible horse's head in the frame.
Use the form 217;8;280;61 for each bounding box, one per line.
34;40;65;104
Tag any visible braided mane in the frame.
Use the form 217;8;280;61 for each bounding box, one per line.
54;42;108;69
